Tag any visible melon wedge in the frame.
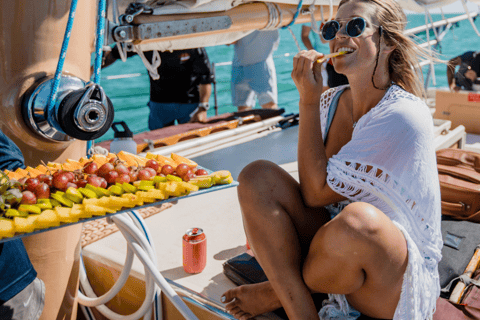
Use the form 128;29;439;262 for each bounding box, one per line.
171;153;197;169
155;154;177;168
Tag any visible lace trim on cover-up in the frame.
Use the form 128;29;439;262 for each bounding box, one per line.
318;85;442;320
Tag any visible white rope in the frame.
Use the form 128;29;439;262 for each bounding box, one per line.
309;0;323;35
134;45;161;80
263;3;282;30
288;26;302;51
461;0;480;37
78;214;157;320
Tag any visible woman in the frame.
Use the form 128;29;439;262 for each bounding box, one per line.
221;0;442;319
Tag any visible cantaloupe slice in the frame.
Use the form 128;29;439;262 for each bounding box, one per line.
155;154;177;168
91;154;109;167
25;166;43;177
171;153;197;169
35;165;49;174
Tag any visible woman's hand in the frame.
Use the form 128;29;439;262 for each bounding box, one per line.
291;50;324;106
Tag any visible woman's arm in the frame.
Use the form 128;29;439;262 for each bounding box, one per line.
292;51;345;208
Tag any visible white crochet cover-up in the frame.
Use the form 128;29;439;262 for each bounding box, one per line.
318;85;443;320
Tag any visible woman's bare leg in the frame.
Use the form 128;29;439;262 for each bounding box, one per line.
222;162;409;320
302;202;408;319
223;160;331;320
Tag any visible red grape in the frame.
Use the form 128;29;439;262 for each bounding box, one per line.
76;179;87;188
128;170;138;182
146;159;160;172
83;162;98;174
137;169;152;181
66;182;78;189
53;173;70;191
25;178;40;193
64;172;75;182
183;171;196;182
176;164;190;177
144;167;156;177
98;163;115;177
115;163;129;175
99;177;108;189
87;175;102;187
116;174;131;184
21;190;37;204
195;169;208;176
161;165;174;175
34;183;50;199
105;171;119;185
37;174;53;187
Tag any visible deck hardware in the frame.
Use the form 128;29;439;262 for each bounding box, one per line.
443;111;451;115
134;16;232;40
22;76;114;142
113;25;134;42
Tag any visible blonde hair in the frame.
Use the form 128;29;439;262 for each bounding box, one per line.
338;0;442;98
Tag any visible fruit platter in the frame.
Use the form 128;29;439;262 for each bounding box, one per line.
0;151;237;242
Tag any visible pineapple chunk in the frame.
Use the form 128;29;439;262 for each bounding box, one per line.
35;210;61;229
55;207;79;223
83;204;116;216
121;193;144;206
71;204;91;219
145;189;166;200
0;219;15;238
14;215;38;233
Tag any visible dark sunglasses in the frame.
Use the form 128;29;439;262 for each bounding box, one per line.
321;17;379;41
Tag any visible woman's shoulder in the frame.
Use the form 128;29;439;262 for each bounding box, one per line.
320;85;349;107
371;85;433;133
377;85;430;117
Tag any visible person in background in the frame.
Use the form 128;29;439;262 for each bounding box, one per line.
447;50;480;92
301;24;349;92
102;47;214;130
231;30;280;111
0;129;45;320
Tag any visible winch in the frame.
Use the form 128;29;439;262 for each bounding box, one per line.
22;75;114;142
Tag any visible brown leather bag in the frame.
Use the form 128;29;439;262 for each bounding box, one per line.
437;148;480;222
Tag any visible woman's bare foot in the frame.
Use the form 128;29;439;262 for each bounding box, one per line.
221;281;282;319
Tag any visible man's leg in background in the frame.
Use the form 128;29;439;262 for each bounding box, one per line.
250;58;278;110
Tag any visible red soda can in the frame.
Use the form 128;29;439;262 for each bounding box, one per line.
182;228;207;274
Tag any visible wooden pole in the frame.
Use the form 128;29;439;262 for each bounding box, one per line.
133;3;337;45
449;246;480;303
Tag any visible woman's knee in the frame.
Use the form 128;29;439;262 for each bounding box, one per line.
237;160;275;184
335;202;385;237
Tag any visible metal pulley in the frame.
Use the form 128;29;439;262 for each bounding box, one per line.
22;75;114;142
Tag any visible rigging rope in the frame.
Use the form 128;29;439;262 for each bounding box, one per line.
282;0;303;29
45;0;79;113
460;0;480;37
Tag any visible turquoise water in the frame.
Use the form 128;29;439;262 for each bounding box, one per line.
97;14;480;143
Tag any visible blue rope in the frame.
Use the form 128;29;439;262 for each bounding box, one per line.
93;0;107;85
45;0;79;112
282;0;303;29
87;0;108;157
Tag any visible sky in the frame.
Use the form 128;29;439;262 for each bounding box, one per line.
404;0;479;14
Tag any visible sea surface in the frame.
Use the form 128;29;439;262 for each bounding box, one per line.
97;13;480;143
